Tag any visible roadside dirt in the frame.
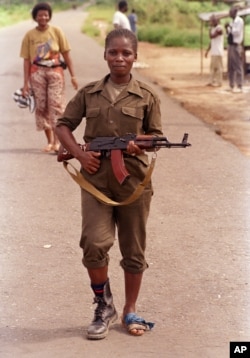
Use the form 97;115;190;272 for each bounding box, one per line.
136;42;250;156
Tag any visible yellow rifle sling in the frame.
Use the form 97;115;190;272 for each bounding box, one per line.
62;154;156;206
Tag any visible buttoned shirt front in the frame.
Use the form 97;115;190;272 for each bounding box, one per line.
56;74;162;143
56;74;162;170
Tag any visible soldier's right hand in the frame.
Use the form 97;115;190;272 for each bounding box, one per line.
78;151;101;174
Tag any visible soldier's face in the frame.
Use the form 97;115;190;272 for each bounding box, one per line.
104;36;137;78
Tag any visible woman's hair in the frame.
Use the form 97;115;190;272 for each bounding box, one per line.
31;2;52;20
105;29;138;52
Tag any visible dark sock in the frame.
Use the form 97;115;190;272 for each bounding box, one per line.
91;281;106;297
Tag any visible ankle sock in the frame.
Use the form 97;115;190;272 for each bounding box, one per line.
91;281;106;297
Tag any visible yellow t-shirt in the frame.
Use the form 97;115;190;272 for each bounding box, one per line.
20;25;71;62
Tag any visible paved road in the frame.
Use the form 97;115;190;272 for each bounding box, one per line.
0;8;250;358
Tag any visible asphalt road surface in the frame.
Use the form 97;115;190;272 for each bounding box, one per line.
0;7;250;358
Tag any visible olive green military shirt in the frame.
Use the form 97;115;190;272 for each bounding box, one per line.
57;74;163;171
56;74;163;143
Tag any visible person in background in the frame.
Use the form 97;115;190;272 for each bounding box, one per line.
20;2;78;153
205;15;224;87
225;6;244;93
55;28;163;340
113;0;131;30
128;8;138;36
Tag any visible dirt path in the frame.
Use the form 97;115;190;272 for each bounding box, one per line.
136;42;250;156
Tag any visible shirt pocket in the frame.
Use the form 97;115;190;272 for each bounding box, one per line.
85;107;102;138
120;106;144;134
121;107;144;120
86;107;100;118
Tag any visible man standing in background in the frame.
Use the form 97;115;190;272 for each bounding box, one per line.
225;6;244;93
128;8;138;36
205;15;224;87
113;1;131;30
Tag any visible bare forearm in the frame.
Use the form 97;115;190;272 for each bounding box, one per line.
56;124;101;172
62;51;78;89
23;59;30;87
62;53;74;76
55;125;83;159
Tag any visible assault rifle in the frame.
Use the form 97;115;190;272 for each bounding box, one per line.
58;133;191;184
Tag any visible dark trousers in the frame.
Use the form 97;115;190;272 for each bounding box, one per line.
227;44;244;88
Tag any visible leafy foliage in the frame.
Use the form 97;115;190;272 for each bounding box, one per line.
1;0;243;49
83;0;230;48
0;1;82;28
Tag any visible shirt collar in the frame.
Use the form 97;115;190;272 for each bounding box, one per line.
87;74;144;98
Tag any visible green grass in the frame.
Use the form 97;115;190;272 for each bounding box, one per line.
81;0;230;49
139;25;203;48
0;2;79;28
2;0;248;50
245;25;250;45
81;5;113;45
0;5;31;27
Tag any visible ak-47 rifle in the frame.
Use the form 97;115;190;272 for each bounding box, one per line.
58;133;191;184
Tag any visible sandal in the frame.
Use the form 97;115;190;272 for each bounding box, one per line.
42;143;54;152
122;313;154;336
52;143;60;153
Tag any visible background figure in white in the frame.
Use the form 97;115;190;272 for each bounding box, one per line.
205;15;224;87
225;6;244;93
113;1;131;30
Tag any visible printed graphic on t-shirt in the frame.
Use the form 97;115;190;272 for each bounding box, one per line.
34;39;52;62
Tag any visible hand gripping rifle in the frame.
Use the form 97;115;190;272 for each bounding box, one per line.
58;133;191;185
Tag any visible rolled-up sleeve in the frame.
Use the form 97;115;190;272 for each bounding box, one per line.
56;89;86;131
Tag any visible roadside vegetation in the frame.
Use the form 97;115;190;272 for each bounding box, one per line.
82;0;232;49
0;1;81;28
1;0;249;49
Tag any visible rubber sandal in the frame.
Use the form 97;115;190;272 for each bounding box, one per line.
122;313;154;336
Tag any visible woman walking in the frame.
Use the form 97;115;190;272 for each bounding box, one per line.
20;2;78;152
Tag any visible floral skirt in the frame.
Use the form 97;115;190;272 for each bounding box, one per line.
30;66;65;131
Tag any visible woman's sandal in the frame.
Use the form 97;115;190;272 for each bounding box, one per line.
52;143;60;153
122;313;154;336
42;143;54;152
